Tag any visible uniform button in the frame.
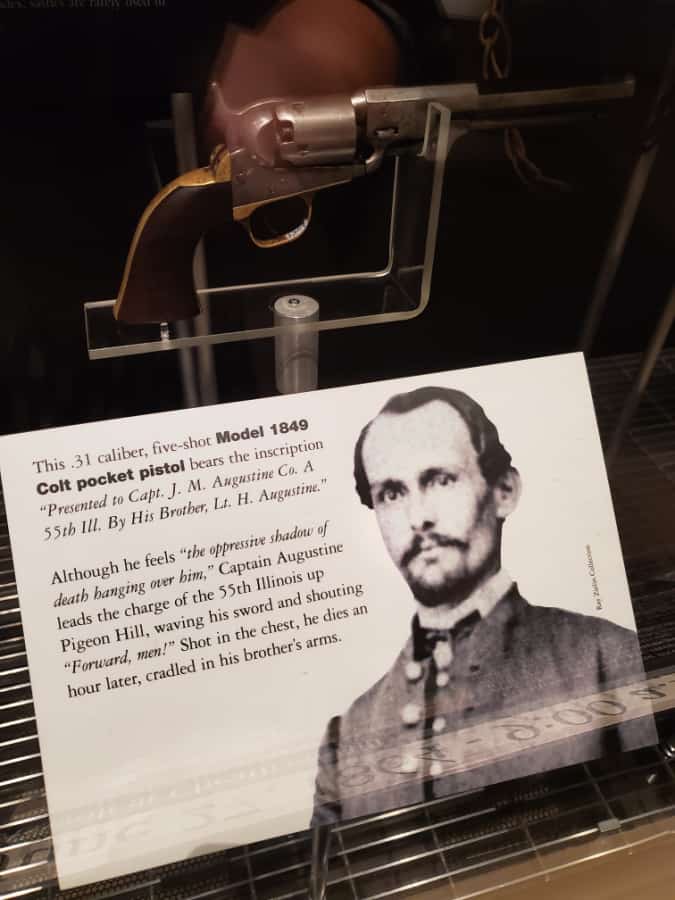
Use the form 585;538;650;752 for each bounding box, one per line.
436;671;450;688
405;661;423;682
400;755;419;774
469;664;480;673
401;703;421;726
429;761;443;778
432;642;453;670
432;716;446;734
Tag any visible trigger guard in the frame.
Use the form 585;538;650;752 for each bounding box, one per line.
244;196;313;249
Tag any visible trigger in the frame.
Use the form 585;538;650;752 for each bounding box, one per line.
245;195;313;248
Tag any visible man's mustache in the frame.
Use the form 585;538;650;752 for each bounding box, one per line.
401;533;469;568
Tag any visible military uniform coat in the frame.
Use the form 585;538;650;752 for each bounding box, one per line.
311;587;651;825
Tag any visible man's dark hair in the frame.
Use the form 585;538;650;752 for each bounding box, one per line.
354;386;513;508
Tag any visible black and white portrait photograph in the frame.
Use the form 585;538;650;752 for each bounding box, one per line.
311;366;654;824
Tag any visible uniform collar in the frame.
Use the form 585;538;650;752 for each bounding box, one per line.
416;568;514;631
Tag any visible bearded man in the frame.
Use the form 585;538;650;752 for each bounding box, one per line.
311;386;649;824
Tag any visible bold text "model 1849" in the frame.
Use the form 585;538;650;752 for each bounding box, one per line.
215;419;309;443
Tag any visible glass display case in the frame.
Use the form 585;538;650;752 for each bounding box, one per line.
0;2;673;898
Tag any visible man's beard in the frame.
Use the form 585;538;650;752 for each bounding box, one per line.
400;531;479;608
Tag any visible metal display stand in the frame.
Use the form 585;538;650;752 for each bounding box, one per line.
84;103;454;362
605;282;675;467
310;824;333;900
579;37;675;356
170;93;219;408
580;37;675;467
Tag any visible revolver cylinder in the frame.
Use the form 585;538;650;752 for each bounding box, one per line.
274;95;358;166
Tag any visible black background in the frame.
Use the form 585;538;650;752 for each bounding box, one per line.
1;0;673;433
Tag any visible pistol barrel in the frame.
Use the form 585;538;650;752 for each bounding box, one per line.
272;77;635;166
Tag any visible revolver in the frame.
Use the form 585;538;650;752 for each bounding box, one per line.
113;78;635;324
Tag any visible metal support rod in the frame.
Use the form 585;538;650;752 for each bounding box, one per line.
579;36;675;353
171;93;219;406
578;146;659;354
308;824;333;900
605;282;675;469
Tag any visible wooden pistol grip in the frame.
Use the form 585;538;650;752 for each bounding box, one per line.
113;156;232;324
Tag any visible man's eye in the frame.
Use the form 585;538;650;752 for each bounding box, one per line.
432;473;457;487
378;487;403;504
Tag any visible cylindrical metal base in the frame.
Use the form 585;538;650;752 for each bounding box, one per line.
274;294;320;394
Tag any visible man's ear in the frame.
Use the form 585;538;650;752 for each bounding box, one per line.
492;467;521;519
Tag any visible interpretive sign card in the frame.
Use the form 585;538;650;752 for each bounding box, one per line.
0;353;653;888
